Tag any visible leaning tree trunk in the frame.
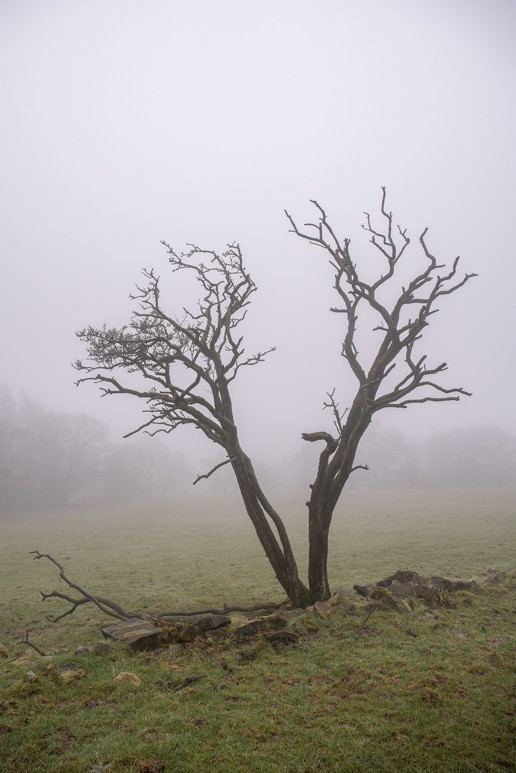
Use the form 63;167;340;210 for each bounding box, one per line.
228;444;312;608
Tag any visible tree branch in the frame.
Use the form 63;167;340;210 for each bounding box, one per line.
193;457;235;485
156;600;284;618
31;551;133;621
301;431;338;452
17;629;46;656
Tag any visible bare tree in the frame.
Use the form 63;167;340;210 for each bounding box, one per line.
75;190;476;604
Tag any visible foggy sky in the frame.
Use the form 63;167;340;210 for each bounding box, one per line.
1;0;515;466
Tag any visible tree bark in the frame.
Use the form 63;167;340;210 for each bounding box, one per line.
304;392;375;601
307;514;331;601
229;446;311;608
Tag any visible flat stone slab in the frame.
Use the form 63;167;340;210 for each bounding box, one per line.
102;618;161;651
234;614;287;639
102;613;232;650
190;614;231;633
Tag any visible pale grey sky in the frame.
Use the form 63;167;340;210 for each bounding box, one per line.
1;0;515;464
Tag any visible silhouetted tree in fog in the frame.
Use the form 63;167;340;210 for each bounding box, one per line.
75;190;476;604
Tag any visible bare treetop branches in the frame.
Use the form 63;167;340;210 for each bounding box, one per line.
285;188;477;416
284;191;476;599
75;243;275;444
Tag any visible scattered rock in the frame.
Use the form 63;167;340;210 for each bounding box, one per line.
350;569;486;613
75;646;90;655
238;641;267;662
328;592;356;613
191;614;231;634
0;643;9;659
280;607;306;620
11;656;31;668
311;601;334;619
58;668;86;684
24;670;39;682
233;614;287;639
427;576;478;592
113;671;142;687
103;614;231;651
377;570;424;587
264;630;298;647
292;614;320;633
483;568;516;584
93;569;507;653
388;580;415;597
368;587;412;613
353;583;373;597
410;584;439;601
169;623;197;643
94;641;111;655
163;614;231;642
102;618;161;651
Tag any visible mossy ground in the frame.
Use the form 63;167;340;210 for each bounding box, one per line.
0;488;515;771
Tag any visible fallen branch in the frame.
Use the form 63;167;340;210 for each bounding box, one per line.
17;628;46;656
31;551;134;622
156;601;283;619
31;550;284;624
355;605;377;632
174;674;207;691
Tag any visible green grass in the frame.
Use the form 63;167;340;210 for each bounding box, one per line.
0;488;515;771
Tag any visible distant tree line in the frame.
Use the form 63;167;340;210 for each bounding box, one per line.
288;423;516;491
1;384;514;517
0;385;192;515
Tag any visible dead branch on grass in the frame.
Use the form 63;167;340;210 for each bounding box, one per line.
174;674;207;691
17;628;46;656
156;601;283;618
31;551;133;622
31;550;284;623
355;605;377;632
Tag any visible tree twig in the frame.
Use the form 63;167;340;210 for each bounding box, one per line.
174;674;207;691
355;605;377;631
17;628;46;656
193;457;235;485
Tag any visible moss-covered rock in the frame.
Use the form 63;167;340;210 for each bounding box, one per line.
10;656;31;668
368;587;412;613
57;668;87;684
328;592;356;613
113;671;142;687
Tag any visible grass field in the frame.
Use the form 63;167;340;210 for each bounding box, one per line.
0;488;515;772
